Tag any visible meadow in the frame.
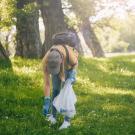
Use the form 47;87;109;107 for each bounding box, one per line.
0;55;135;135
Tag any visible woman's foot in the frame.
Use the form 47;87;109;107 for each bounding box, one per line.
59;120;70;130
48;115;57;124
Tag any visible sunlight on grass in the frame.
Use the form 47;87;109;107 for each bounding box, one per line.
91;87;135;96
77;76;91;87
12;58;42;75
13;66;38;74
102;104;134;113
0;55;135;135
131;59;135;62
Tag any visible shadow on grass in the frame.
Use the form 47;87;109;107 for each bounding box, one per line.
0;65;43;120
0;59;12;70
0;71;35;89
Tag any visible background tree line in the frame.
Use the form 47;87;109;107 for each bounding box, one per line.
0;0;135;63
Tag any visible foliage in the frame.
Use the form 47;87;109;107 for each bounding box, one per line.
0;0;38;31
0;0;16;52
94;23;129;53
64;14;80;31
0;0;16;30
68;0;96;20
93;13;135;53
0;55;135;134
17;2;38;17
120;14;135;51
64;0;100;29
91;0;135;53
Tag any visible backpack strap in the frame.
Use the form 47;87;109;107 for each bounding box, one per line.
61;45;77;68
51;45;77;68
61;45;70;65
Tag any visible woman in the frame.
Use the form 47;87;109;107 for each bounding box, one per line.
42;43;78;130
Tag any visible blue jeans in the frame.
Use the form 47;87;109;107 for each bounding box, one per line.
51;69;76;121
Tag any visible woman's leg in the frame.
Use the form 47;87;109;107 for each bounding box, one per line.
52;74;61;118
59;69;77;129
64;69;77;121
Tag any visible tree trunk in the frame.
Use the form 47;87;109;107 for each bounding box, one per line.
0;41;12;68
38;0;67;56
16;1;42;58
77;31;90;55
80;18;105;57
0;41;9;59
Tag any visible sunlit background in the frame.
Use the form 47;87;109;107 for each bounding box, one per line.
0;0;135;57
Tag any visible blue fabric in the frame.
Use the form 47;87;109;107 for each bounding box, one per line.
52;74;61;117
51;69;76;121
43;97;51;116
66;69;76;83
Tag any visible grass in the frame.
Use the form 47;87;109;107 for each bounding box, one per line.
0;55;135;135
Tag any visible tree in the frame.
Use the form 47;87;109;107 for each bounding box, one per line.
68;0;105;57
0;41;12;68
120;14;135;51
16;0;42;58
38;0;67;56
91;0;135;53
80;18;105;57
0;0;15;67
0;42;9;59
0;0;15;30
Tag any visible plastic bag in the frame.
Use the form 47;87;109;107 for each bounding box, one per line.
53;79;77;118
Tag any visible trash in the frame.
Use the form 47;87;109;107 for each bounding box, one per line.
53;79;77;118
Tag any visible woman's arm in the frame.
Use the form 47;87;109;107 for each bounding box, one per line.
44;69;51;97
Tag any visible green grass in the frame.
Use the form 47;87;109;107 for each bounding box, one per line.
0;55;135;135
